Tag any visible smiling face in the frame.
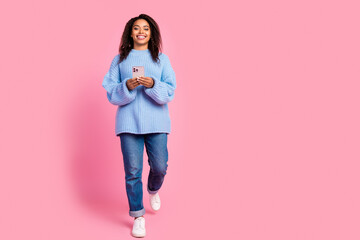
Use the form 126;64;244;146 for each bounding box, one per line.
131;19;151;50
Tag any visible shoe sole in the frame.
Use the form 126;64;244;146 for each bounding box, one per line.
151;205;160;211
132;231;146;238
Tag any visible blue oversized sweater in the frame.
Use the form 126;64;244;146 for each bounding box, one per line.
102;48;176;136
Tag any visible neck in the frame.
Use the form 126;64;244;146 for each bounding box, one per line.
133;43;149;50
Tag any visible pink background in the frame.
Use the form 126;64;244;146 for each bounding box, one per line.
1;0;360;239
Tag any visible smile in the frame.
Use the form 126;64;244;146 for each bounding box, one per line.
137;35;146;40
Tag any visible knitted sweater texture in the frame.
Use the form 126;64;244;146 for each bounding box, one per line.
102;48;176;135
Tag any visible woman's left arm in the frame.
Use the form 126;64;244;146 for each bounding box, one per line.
144;55;177;105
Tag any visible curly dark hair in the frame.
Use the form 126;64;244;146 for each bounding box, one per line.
118;14;163;64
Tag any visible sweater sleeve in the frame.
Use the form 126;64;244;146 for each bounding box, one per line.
144;55;176;105
102;54;137;106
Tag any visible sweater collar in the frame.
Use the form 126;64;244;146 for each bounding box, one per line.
130;48;150;55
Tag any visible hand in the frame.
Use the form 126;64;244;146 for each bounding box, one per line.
137;76;154;88
126;77;141;91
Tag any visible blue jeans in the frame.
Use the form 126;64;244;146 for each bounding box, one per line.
118;133;169;217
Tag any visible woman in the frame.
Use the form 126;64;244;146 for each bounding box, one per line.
102;14;176;238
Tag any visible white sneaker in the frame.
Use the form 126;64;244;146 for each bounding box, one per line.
131;216;146;238
149;192;161;211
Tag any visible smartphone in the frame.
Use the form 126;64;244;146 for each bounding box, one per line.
132;66;145;78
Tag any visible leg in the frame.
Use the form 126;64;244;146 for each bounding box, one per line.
119;133;146;217
144;133;169;194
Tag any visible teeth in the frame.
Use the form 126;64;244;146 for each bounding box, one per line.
137;35;146;39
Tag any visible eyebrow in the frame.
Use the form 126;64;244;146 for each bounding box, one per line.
133;25;149;27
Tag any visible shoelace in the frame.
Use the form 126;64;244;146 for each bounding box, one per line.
151;194;160;204
135;218;145;230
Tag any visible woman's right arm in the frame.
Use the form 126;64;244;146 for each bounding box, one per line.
102;54;137;106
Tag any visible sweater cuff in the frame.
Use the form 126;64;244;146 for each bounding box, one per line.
122;78;137;98
144;76;165;103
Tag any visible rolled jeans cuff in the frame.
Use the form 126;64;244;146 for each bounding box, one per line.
129;208;145;217
147;185;159;194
